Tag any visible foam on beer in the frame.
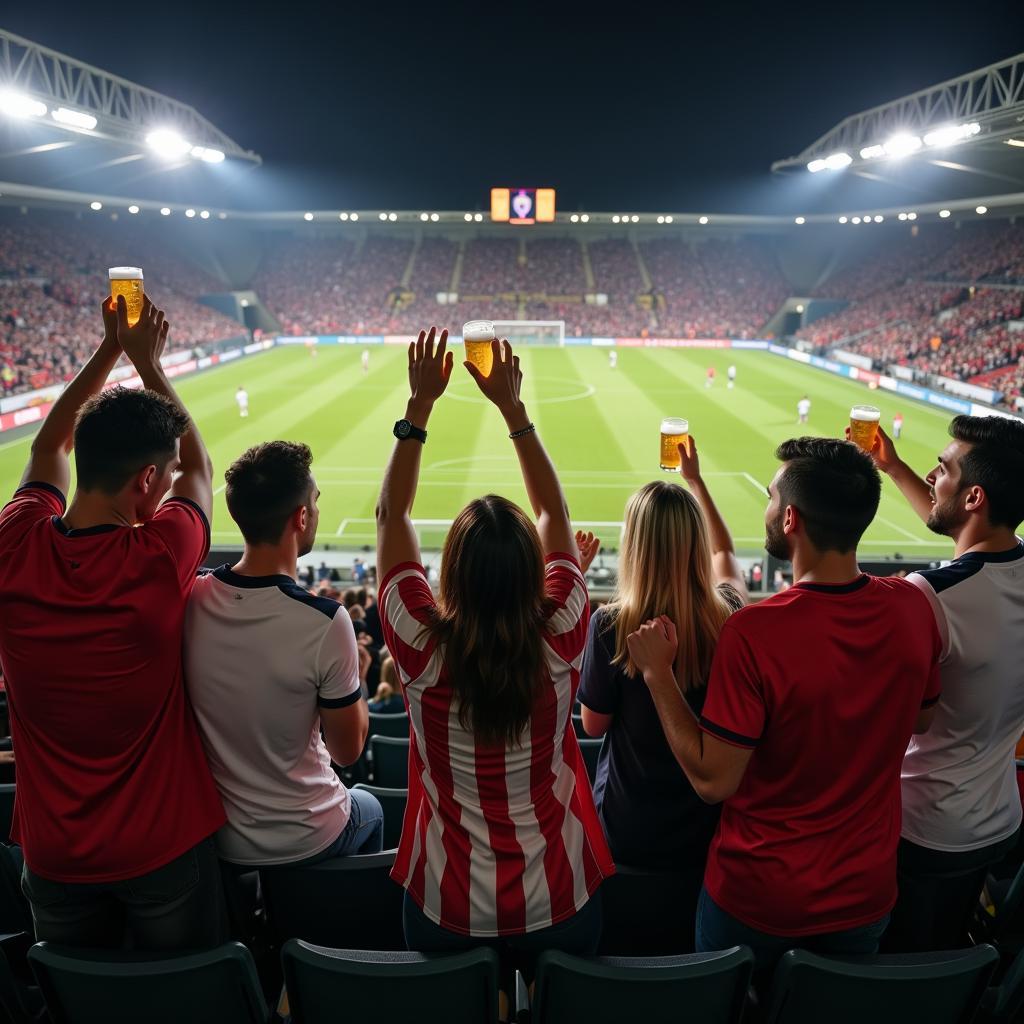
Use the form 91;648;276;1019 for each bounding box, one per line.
463;320;494;343
850;405;880;422
108;267;144;281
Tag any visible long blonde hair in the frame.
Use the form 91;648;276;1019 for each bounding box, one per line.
607;481;732;691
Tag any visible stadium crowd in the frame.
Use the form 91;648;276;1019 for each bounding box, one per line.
0;217;244;396
1;295;1023;1021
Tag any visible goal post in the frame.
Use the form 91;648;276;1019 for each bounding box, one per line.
491;321;565;348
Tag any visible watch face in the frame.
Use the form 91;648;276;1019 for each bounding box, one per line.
395;419;411;439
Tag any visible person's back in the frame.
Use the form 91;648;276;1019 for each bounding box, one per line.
185;442;376;867
0;296;225;950
701;574;939;935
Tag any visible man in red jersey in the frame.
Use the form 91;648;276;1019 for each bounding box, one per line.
628;437;940;975
0;296;226;949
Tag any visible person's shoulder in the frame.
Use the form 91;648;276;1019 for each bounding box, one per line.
276;582;344;621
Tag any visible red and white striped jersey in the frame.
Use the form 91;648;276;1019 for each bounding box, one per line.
381;554;614;937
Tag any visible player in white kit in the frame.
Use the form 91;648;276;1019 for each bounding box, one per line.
727;364;737;389
361;349;370;373
797;395;811;424
235;386;249;418
609;349;618;369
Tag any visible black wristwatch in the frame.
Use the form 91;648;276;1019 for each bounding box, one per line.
393;419;427;443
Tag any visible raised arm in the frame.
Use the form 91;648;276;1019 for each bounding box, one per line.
850;424;932;524
19;300;123;494
679;437;747;599
115;296;213;519
465;339;575;557
376;327;453;581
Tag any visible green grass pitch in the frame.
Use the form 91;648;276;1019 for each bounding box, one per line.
0;345;958;558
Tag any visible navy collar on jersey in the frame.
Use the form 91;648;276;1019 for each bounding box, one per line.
51;516;120;538
792;574;870;595
956;540;1024;564
213;564;296;589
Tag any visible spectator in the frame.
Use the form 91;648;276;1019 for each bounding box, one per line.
626;437;941;975
185;441;380;869
317;561;331;582
376;330;612;1005
578;440;746;946
0;296;226;949
865;417;1024;950
368;658;405;714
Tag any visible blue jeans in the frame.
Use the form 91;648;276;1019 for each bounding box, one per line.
292;787;385;864
403;889;603;983
696;886;889;976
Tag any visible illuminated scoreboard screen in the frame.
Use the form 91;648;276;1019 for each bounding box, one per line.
490;188;556;224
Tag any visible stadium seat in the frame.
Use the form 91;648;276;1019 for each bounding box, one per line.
259;850;405;952
761;945;1000;1024
370;736;409;788
0;931;44;1024
974;856;1024;956
532;946;754;1024
976;947;1024;1024
281;941;499;1024
0;850;31;938
577;738;602;784
353;783;407;851
26;941;268;1024
367;712;409;740
598;863;701;955
0;787;14;847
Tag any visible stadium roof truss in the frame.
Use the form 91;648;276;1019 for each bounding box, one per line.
772;52;1024;175
0;28;260;164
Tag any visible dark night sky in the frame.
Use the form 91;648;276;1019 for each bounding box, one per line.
6;1;1024;211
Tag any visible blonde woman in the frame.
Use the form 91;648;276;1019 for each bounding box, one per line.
578;438;746;939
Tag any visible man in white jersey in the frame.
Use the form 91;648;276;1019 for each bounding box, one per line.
185;441;380;870
235;386;248;418
361;349;370;374
797;395;811;424
861;415;1024;951
609;349;617;370
727;364;737;389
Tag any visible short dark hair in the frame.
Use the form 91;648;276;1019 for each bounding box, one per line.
949;415;1024;529
225;441;314;545
775;437;881;554
74;386;189;493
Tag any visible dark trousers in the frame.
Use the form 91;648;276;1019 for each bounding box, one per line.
402;889;602;985
884;829;1021;952
21;836;227;952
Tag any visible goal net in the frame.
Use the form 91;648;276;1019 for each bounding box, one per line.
491;320;565;348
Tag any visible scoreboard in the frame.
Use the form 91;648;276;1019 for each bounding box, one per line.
490;188;556;224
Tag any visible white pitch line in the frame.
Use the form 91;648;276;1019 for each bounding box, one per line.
873;514;926;542
213;483;226;497
740;472;767;496
335;518;350;537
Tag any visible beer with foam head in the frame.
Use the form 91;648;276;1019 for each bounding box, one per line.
849;405;881;451
463;320;495;377
660;417;689;471
108;267;144;327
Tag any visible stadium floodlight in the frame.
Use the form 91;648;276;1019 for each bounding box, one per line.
463;213;472;222
147;129;192;159
0;90;47;118
128;205;140;214
388;212;398;221
794;216;805;225
303;212;314;221
190;145;225;163
571;214;580;223
923;121;981;148
612;215;620;223
185;208;196;218
200;210;210;219
665;215;673;223
907;212;917;220
656;216;665;224
976;205;988;214
430;213;439;221
630;215;639;223
379;212;388;221
340;212;349;221
581;214;590;222
807;158;827;173
882;133;922;158
89;201;102;211
839;216;848;223
874;215;883;223
473;213;483;222
825;151;853;170
939;209;951;218
859;144;885;160
52;107;97;130
796;304;805;313
698;216;708;225
350;213;359;221
851;216;861;224
898;212;907;220
160;207;171;216
420;212;429;221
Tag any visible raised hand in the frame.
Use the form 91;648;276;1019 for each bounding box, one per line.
627;615;679;681
845;423;900;475
678;434;701;484
575;529;600;573
100;297;121;347
115;295;168;369
464;338;523;416
408;326;453;407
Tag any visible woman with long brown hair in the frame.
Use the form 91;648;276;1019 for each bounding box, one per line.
578;438;746;946
376;328;613;1004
